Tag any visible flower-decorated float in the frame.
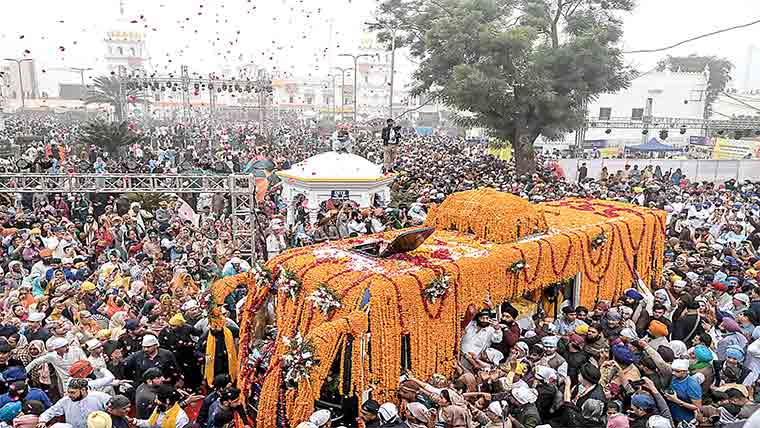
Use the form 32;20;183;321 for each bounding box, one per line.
226;188;666;427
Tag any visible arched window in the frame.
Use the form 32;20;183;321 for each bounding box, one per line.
118;47;124;56
130;48;136;56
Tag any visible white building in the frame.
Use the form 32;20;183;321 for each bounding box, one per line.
104;1;149;77
550;69;709;150
1;59;40;111
742;45;760;93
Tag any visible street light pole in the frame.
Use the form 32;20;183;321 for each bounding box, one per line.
68;67;93;117
330;74;337;122
3;58;32;111
366;21;399;118
388;28;397;118
333;67;350;120
339;53;375;123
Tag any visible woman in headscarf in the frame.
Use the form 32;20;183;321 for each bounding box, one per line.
25;341;52;396
689;344;714;393
404;402;434;428
438;394;472;428
108;311;127;341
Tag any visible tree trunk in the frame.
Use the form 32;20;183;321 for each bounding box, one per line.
512;127;537;176
115;102;124;122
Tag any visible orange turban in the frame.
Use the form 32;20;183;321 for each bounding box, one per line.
648;320;669;338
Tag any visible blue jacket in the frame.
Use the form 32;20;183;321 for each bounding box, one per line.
0;388;52;409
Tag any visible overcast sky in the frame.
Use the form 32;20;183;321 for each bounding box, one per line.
1;0;760;90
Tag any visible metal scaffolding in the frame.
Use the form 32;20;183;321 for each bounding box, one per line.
0;173;259;260
585;116;760;131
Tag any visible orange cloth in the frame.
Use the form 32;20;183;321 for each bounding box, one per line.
648;320;669;338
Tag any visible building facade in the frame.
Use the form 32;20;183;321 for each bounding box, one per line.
1;59;41;110
549;69;709;150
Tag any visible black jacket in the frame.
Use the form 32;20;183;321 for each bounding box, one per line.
381;126;401;145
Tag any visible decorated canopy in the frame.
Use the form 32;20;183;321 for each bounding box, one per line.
626;138;680;152
233;192;667;427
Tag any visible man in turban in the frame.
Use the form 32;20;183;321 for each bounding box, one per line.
668;359;702;425
717;318;748;361
647;320;670;350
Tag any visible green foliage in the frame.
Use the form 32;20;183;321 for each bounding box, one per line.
84;76;148;122
373;0;636;173
655;55;734;118
79;119;144;156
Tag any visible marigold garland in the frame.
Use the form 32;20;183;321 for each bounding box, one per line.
424;188;548;243
235;196;666;428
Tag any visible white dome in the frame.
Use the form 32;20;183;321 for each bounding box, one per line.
279;151;385;181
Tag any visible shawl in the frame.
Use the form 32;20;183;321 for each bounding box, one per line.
148;403;181;428
204;326;238;386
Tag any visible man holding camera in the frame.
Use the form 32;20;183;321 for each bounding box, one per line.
381;119;401;173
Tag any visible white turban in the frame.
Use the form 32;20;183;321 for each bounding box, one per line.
511;387;538;405
484;348;504;365
668;341;688;359
535;366;558;382
671;359;690;371
378;403;399;424
487;401;504;416
647;415;672;428
309;410;330;427
542;336;559;348
620;328;638;340
515;341;529;356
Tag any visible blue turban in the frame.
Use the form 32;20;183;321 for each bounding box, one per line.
726;345;746;362
1;367;26;382
694;345;713;363
0;401;21;422
611;344;638;365
631;393;655;410
625;289;643;301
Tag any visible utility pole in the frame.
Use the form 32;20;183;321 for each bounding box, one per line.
333;67;351;121
3;58;32;111
330;74;337;122
366;21;399;118
339;53;376;123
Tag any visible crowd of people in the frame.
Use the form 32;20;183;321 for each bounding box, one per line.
0;112;759;428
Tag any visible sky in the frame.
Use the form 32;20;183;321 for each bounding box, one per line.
1;0;760;92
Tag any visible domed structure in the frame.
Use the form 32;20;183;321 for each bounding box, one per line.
277;152;395;226
278;151;384;181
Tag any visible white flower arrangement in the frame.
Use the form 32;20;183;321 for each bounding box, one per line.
276;269;301;300
281;332;318;388
509;260;528;273
252;261;273;287
423;274;450;303
307;283;342;316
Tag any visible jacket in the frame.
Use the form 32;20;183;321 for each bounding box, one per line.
382;126;401;145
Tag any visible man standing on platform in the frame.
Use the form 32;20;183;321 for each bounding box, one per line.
382;119;401;173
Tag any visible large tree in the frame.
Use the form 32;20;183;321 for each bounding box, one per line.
655;55;733;119
372;0;636;173
84;76;147;122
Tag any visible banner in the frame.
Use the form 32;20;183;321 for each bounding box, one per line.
598;147;621;158
487;147;512;162
689;136;712;146
712;138;760;160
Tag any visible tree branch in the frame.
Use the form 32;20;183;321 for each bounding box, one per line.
551;0;563;48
